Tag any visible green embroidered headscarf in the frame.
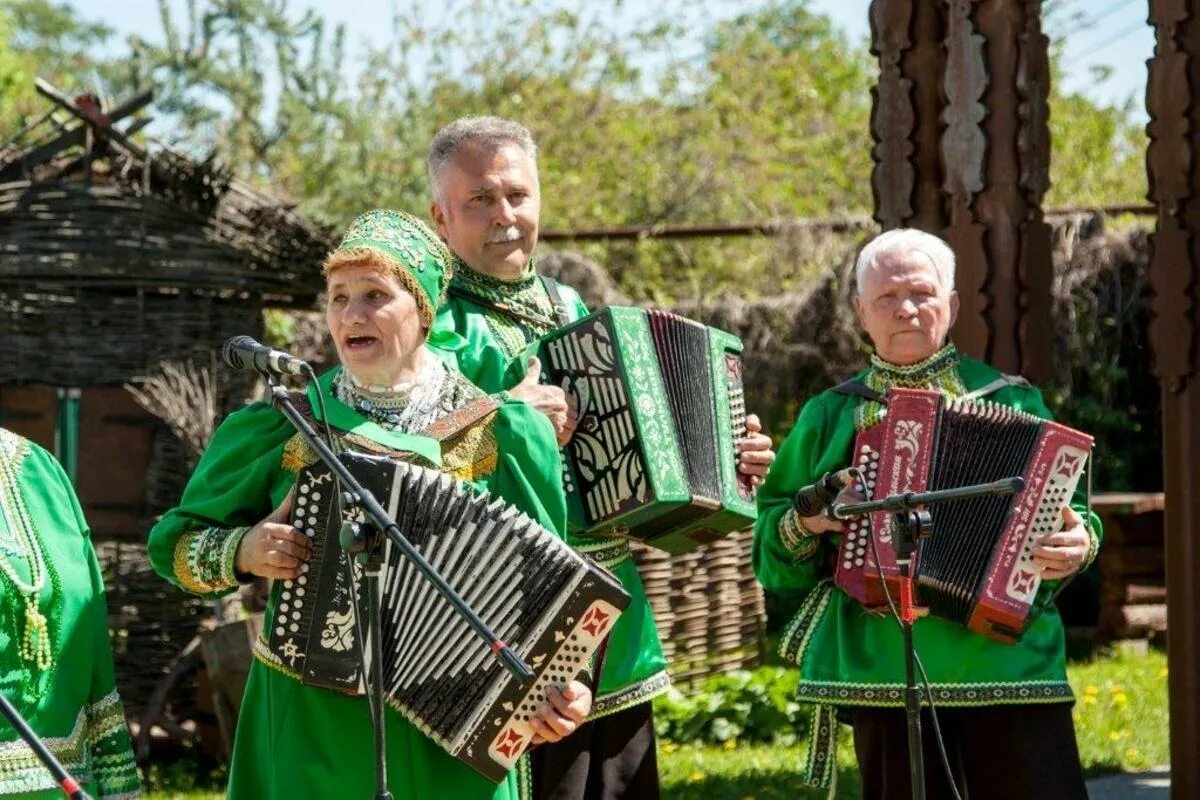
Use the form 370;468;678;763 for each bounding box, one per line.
322;209;453;327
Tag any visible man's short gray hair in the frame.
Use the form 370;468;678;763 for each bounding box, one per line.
854;228;957;294
427;116;539;202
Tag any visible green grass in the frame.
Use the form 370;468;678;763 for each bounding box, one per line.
660;741;861;799
1068;646;1169;774
139;647;1168;799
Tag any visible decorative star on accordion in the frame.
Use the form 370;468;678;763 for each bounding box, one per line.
1053;451;1082;480
581;607;611;638
494;726;526;760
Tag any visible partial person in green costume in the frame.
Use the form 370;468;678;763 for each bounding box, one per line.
754;228;1100;799
147;210;593;800
0;428;140;799
425;116;777;800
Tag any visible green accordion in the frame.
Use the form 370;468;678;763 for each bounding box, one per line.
530;306;757;554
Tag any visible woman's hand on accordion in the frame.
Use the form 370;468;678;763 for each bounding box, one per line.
1031;506;1091;580
529;680;592;744
235;490;313;581
738;413;776;486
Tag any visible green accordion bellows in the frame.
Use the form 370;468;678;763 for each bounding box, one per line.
527;306;756;553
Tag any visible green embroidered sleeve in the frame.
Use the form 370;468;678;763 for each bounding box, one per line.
752;391;856;597
148;403;297;599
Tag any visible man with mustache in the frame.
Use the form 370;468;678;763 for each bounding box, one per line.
427;116;776;800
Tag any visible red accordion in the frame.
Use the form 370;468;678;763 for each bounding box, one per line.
835;387;1093;644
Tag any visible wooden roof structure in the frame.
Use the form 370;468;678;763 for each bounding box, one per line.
0;79;332;387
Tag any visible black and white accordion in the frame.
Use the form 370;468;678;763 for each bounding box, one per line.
533;306;757;554
264;452;630;782
835;387;1093;643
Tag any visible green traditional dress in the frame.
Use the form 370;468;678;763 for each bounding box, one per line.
753;346;1102;787
0;429;140;799
432;259;671;717
147;363;567;800
148;210;571;800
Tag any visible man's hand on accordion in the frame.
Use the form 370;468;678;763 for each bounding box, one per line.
1031;506;1091;580
737;413;776;487
510;356;578;446
235;490;313;581
528;680;592;744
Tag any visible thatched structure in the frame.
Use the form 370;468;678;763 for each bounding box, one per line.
0;80;331;729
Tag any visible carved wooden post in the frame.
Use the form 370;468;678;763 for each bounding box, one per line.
868;0;1053;383
1146;3;1200;797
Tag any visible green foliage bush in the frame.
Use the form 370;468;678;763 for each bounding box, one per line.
653;666;804;746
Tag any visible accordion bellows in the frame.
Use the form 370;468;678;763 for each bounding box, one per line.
534;306;757;553
835;387;1093;643
265;453;630;782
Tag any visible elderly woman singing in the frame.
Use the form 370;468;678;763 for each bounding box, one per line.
149;210;591;800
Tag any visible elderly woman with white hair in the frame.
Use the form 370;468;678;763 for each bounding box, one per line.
752;229;1099;800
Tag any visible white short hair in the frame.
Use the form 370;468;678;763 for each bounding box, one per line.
427;116;538;204
854;228;956;294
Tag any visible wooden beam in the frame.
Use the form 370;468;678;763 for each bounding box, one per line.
1146;2;1200;797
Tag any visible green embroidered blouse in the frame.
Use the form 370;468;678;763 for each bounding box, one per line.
0;429;140;799
147;367;568;800
432;259;671;717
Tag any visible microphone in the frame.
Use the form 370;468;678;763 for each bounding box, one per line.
222;336;310;377
793;467;860;517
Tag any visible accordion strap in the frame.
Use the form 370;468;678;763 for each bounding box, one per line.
959;373;1033;401
539;275;574;327
418;396;502;442
831;378;886;404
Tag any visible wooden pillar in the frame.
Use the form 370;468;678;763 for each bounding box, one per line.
1146;3;1200;797
868;0;1053;383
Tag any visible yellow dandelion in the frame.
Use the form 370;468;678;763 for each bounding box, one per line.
1159;667;1169;679
689;771;706;782
1081;695;1097;705
1112;692;1128;705
662;742;677;754
723;739;738;751
1084;685;1099;695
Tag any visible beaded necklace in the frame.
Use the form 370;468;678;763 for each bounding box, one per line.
0;443;53;670
333;352;448;433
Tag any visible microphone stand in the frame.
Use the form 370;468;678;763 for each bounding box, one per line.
831;477;1025;800
262;373;535;799
0;690;92;800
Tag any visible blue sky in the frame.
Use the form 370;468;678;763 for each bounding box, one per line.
69;0;1153;117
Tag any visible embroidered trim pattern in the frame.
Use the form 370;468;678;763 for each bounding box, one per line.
571;538;631;571
590;669;672;719
449;258;558;358
172;526;247;595
440;420;500;482
856;344;967;430
803;703;838;789
0;690;140;798
778;508;820;560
